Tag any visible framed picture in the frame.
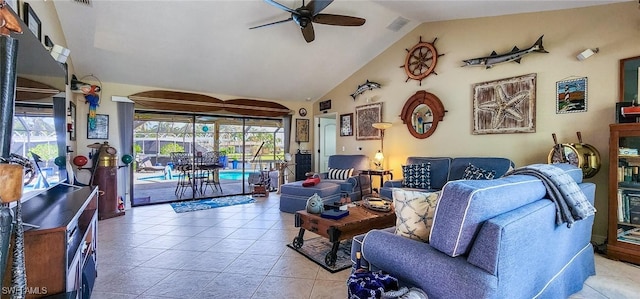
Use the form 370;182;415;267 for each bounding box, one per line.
23;2;42;42
556;77;587;113
69;102;76;141
6;0;18;13
87;114;109;139
63;62;68;85
295;118;309;142
472;73;536;135
319;99;331;111
355;103;382;140
340;113;353;136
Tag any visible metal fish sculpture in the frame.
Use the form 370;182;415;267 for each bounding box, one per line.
462;35;548;69
0;1;23;36
350;80;381;100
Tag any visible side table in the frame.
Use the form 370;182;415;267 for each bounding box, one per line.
359;169;393;195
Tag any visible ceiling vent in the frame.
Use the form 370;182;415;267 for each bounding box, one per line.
386;16;410;32
73;0;91;6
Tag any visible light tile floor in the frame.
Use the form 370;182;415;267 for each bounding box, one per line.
93;194;640;299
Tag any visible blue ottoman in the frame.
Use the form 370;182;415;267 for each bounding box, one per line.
279;181;342;213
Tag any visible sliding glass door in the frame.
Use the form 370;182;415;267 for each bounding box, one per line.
132;111;284;206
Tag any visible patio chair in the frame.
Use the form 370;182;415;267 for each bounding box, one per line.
137;157;166;173
199;151;223;194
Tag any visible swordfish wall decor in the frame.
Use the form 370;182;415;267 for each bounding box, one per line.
462;35;548;69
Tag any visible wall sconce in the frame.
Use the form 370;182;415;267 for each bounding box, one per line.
50;44;71;64
576;48;599;61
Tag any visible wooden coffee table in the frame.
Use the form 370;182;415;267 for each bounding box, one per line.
292;205;395;266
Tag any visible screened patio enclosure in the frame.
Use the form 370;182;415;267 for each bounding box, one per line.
132;112;287;205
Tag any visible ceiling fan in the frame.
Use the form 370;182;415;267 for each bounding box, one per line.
249;0;366;43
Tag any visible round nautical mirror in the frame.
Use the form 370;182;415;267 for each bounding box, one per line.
400;91;446;139
411;104;434;135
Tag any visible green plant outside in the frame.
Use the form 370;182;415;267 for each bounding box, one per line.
160;143;185;155
30;143;58;162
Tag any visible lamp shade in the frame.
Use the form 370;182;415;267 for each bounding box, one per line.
374;151;384;161
372;122;392;130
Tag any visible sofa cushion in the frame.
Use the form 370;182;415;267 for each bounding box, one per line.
328;168;354;180
279;181;341;198
405;157;451;190
430;175;547;257
328;155;369;175
448;157;514;181
402;163;431;189
462;163;496;180
393;188;440;242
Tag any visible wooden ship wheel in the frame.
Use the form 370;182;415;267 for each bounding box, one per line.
402;36;444;85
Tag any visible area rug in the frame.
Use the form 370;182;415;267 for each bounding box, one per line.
287;237;352;273
170;195;255;213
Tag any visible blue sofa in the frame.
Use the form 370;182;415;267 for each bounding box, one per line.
279;155;371;213
351;164;595;298
380;157;515;199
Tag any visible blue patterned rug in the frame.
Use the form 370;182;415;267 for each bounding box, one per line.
170;195;255;213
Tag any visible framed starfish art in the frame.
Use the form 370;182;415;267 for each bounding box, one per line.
472;73;536;134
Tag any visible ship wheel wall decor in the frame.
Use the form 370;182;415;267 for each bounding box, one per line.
401;36;444;85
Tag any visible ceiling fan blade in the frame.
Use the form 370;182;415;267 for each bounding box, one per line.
264;0;297;14
249;18;293;30
313;14;366;26
301;23;315;43
306;0;333;16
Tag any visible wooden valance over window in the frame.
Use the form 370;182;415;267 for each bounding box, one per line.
129;90;292;117
16;77;61;102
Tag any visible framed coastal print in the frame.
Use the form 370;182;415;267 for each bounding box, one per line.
340;113;353;136
556;77;587;113
87;114;109;139
355;103;382;140
295;118;309;142
472;73;536;135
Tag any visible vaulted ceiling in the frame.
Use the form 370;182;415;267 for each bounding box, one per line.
52;0;628;102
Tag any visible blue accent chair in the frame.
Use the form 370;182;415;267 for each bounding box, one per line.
279;154;371;213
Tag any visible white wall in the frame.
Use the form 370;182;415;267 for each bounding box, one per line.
314;2;640;242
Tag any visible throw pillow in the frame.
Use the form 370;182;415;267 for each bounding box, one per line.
302;176;320;187
402;163;431;189
328;168;354;180
462;163;496;180
392;189;440;242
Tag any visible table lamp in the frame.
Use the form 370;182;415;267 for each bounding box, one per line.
372;122;392;170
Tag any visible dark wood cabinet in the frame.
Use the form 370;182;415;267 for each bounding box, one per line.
608;123;640;265
295;153;312;181
2;185;99;298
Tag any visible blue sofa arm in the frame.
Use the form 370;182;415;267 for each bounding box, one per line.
382;179;403;188
359;229;497;298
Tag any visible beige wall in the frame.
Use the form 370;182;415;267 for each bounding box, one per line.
315;2;640;242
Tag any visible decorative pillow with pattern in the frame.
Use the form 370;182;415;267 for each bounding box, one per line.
402;163;431;189
327;168;354;180
392;189;441;242
462;163;496;180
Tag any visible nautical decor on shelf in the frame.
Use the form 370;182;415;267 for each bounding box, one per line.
462;35;548;69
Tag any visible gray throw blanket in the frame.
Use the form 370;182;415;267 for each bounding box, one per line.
506;164;595;228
